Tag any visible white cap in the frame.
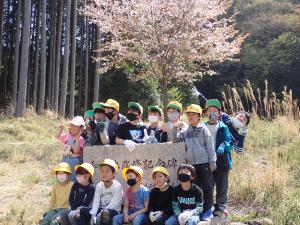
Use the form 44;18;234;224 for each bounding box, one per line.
69;116;85;127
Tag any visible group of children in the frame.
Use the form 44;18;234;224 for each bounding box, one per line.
41;160;205;225
42;97;250;224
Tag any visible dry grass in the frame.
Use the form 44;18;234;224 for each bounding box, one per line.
0;110;62;225
0;108;299;224
222;80;300;120
228;117;300;224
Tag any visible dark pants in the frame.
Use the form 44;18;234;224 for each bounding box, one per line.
95;208;118;225
193;163;214;212
39;208;67;225
77;207;118;225
141;214;170;225
213;169;229;211
55;209;71;225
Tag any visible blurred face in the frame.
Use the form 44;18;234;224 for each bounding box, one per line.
235;113;248;125
206;106;220;124
187;112;200;125
56;171;68;183
167;108;178;113
85;117;93;128
126;171;138;180
100;165;115;182
76;168;90;185
128;108;140;115
148;111;161;124
69;124;81;136
95;112;106;121
153;172;168;188
206;106;220;114
178;168;192;176
167;108;180;122
177;168;193;183
127;108;141;121
126;171;140;186
104;107;114;113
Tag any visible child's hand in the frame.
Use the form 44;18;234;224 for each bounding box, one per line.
75;130;83;140
162;123;170;132
129;213;136;221
177;122;185;129
89;120;96;129
124;213;130;223
209;162;217;172
58;124;64;132
178;211;193;225
217;144;225;155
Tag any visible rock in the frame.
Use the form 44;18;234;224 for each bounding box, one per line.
84;142;186;187
198;216;231;225
197;216;249;225
245;218;273;225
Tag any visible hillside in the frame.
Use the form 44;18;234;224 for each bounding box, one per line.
0;111;299;225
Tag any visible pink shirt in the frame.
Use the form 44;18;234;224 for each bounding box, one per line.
58;133;85;157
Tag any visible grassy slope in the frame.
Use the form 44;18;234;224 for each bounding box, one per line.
0;112;299;225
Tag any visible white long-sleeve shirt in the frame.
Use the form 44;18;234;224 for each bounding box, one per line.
90;180;123;215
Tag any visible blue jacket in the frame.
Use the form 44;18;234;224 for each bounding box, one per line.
220;112;246;154
205;121;232;170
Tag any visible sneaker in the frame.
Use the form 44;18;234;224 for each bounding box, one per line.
201;209;213;221
213;208;229;217
213;209;223;217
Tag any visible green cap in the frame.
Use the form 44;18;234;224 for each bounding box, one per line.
148;105;163;115
128;102;143;114
84;110;95;119
205;99;222;110
92;102;105;110
167;101;183;111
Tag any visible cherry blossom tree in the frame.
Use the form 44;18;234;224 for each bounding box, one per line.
84;0;246;111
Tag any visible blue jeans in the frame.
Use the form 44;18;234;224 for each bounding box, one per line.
113;209;147;225
165;215;199;225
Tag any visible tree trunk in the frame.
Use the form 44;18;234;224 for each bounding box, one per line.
78;14;84;113
0;0;4;91
58;0;71;117
93;26;101;102
4;0;12;96
37;0;46;114
12;0;22;110
69;0;77;118
84;15;89;111
33;0;41;110
54;0;63;113
15;0;31;117
47;0;57;110
162;78;169;122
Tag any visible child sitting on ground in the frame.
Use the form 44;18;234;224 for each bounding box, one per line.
79;159;123;225
142;167;173;225
165;164;203;225
112;166;149;225
39;162;74;225
67;163;95;225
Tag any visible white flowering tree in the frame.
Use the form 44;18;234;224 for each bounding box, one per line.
84;0;245;111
